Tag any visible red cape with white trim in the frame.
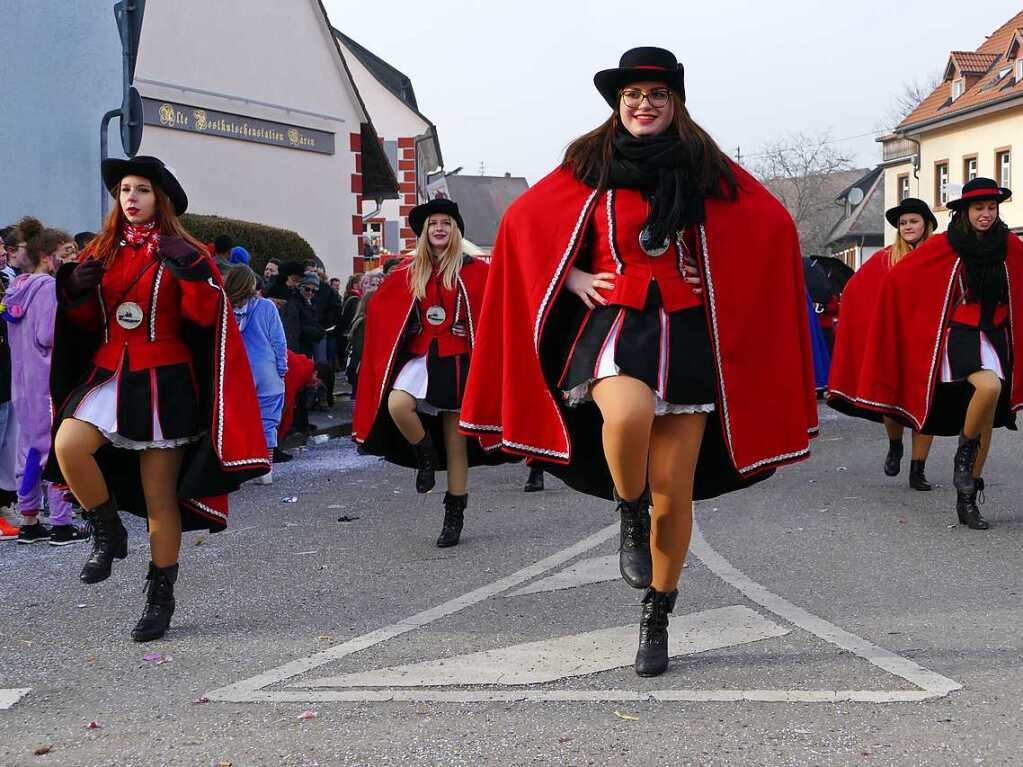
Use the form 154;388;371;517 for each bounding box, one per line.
459;165;818;500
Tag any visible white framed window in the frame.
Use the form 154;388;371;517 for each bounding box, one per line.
1017;59;1023;83
952;79;964;101
964;156;978;182
997;150;1012;188
898;174;910;202
935;162;949;207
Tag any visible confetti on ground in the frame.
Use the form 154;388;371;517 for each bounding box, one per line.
613;710;639;721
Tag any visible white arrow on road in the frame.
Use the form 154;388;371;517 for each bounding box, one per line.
505;554;620;597
0;689;30;710
300;605;788;688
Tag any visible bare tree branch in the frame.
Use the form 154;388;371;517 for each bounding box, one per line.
875;72;942;132
750;131;856;255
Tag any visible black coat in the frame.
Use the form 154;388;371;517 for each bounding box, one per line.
267;276;322;357
315;285;344;336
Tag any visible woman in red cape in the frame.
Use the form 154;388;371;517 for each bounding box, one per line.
827;198;938;489
46;156;270;641
856;178;1023;530
459;47;817;677
352;199;507;548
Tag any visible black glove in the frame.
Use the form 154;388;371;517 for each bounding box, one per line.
158;235;199;264
159;236;212;281
66;259;105;296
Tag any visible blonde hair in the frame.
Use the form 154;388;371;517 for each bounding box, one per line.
888;220;935;267
407;215;464;300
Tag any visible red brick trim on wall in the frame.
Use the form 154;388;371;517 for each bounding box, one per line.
350;131;365;273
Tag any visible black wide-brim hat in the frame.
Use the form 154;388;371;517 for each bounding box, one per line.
408;198;465;238
885;197;938;230
594;46;685;109
947;177;1012;212
101;155;188;216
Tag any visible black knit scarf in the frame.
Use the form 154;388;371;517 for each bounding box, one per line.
947;214;1009;327
585;130;704;245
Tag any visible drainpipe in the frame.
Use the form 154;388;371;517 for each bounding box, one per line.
902;133;923;181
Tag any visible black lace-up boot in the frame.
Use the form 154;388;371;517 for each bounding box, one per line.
617;493;652;589
635;588;678;677
883;439;904;477
524;467;545;493
436;492;467;548
956;487;990;530
953;433;980;493
908;459;932;491
412;433;438;494
131;562;178;642
79;498;127;584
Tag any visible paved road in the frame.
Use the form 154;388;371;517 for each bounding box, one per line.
2;407;1023;766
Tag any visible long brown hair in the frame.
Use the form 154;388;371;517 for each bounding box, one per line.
563;92;737;199
84;185;205;266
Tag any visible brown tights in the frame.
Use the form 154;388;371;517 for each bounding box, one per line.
54;418;185;568
386;390;469;495
964;370;1001;477
592;376;707;593
882;417;934;461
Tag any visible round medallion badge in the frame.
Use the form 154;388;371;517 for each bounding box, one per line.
426;306;447;326
639;226;670;257
115;301;145;330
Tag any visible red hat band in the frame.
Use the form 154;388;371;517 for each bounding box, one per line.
960;187;1004;201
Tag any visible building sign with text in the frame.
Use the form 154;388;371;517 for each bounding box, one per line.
142;98;335;155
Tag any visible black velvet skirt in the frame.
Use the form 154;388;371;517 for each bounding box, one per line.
60;363;202;448
943;322;1009;382
559;282;717;411
392;345;469;413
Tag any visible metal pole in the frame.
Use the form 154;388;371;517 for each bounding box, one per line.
99;108;121;221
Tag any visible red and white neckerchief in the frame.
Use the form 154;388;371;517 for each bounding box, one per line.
120;221;160;261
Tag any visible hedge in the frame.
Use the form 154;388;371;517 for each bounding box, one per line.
180;213;318;273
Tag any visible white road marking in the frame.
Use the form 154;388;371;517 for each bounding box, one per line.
688;525;962;698
0;688;30;709
207;518;963;704
505;554;620;597
207;522;620;702
223;688;938;704
302;606;788;688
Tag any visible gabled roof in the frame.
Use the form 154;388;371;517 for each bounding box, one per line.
945;51;999;78
312;0;398;200
1005;28;1023;60
897;11;1023;133
333;29;419;111
435;174;529;248
826;167;884;246
332;28;443;171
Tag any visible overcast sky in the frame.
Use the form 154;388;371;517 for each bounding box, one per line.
323;0;1022;182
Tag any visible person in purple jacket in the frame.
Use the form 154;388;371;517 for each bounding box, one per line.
224;265;287;483
5;222;87;545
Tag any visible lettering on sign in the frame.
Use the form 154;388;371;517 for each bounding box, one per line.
143;98;335;155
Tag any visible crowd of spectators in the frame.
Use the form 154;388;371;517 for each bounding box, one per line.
0;218;389;547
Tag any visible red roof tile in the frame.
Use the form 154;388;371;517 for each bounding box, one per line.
950;51;998;74
897;11;1023;131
